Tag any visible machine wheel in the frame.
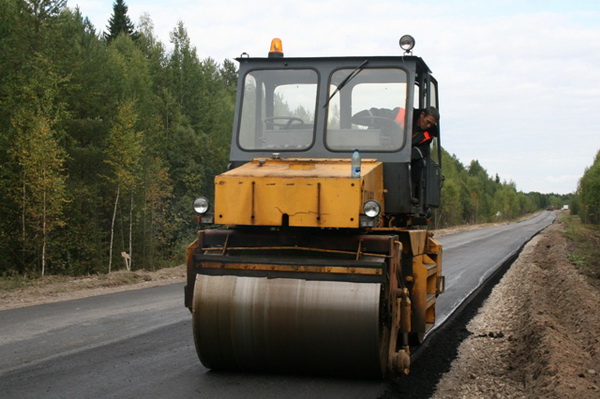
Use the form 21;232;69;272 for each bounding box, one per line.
192;274;388;376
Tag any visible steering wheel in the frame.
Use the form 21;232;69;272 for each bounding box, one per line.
352;115;398;128
264;116;305;130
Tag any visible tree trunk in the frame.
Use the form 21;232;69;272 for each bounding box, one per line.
41;186;47;276
128;191;133;271
109;185;120;273
22;180;26;272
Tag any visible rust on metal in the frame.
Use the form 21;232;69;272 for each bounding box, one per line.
201;261;383;275
202;245;390;259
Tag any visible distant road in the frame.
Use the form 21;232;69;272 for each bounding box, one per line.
0;212;555;398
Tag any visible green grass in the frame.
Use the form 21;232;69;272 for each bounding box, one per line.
0;274;30;291
561;212;600;286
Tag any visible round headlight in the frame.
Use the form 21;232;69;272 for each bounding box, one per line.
363;200;381;218
193;197;209;214
399;34;415;54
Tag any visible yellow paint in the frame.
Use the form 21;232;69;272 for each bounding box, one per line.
201;261;382;275
411;236;443;333
214;158;384;228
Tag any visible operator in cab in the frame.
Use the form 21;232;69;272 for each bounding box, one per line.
411;106;439;203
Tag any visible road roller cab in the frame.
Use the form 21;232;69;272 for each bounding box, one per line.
185;36;444;378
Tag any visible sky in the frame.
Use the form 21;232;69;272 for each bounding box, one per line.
71;0;600;195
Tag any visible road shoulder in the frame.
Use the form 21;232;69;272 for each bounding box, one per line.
432;221;600;398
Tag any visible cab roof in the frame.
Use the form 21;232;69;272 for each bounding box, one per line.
235;55;432;74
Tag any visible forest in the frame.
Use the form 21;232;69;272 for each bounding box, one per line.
0;1;575;278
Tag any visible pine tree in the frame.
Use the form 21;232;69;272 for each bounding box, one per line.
578;150;600;224
23;0;67;36
104;0;137;43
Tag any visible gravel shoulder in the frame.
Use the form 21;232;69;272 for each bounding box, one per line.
432;220;600;398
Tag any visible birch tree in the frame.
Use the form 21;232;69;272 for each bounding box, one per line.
10;96;67;276
104;101;143;272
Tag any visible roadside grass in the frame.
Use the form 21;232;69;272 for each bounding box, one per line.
0;274;30;291
561;212;600;289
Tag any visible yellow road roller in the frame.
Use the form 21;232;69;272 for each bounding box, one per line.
185;36;444;378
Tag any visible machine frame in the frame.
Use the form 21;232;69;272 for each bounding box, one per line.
185;38;444;377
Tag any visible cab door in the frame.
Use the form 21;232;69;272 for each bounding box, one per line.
424;76;442;208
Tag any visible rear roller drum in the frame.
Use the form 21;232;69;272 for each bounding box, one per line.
192;274;388;376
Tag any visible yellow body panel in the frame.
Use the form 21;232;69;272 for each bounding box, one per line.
214;158;384;228
410;234;443;333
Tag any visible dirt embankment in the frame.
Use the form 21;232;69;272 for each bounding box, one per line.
0;265;186;311
432;221;600;398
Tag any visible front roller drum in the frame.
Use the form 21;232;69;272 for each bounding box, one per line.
192;274;386;376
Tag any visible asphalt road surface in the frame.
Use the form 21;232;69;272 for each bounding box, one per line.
0;212;555;398
434;210;556;328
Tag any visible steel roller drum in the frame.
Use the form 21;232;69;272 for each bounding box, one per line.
192;274;385;376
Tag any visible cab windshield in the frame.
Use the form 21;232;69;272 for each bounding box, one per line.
237;67;408;152
238;69;317;151
326;68;408;151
